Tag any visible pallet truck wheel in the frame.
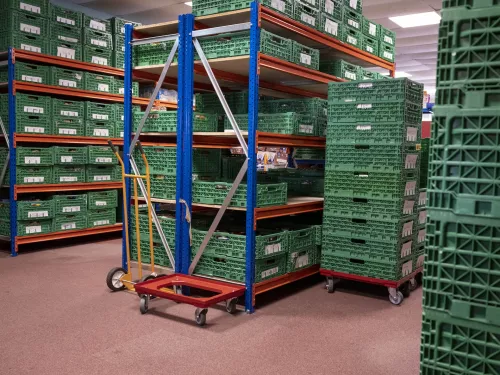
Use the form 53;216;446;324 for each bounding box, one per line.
416;272;423;286
409;278;418;292
106;267;127;292
140;296;149;314
138;274;156;299
195;308;208;326
326;278;336;293
226;298;238;314
399;281;411;298
389;291;404;306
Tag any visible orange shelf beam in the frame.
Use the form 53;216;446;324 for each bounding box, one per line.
14;182;122;199
14;134;124;147
255;198;324;220
257;132;325;148
254;264;320;297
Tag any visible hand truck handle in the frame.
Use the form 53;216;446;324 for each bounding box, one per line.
107;140;118;154
137;141;145;155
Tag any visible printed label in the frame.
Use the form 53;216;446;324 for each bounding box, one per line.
90;20;106;31
264;242;281;255
95;157;112;163
261;266;279;279
93;128;109;137
401;241;412;257
57;16;75;26
356;125;371;131
28;210;48;218
24;156;40;164
61;156;73;163
418;229;426;243
95;201;107;206
92;56;108;65
24;176;44;183
120;131;124;137
402;221;414;238
416;255;424;268
402;260;413;276
419;191;426;206
324;0;334;14
121;27;125;34
61;110;78;117
57;47;76;60
300;53;312;65
94;219;110;226
20;2;41;14
369;23;377;36
121;115;125;121
419;210;427;225
357;104;372;109
299;124;314;134
21;44;41;53
61;222;76;230
59;36;78;43
24;106;44;114
20;23;40;35
21;74;42;83
26;225;42;234
348;19;359;29
383;51;393;60
405;181;417;196
91;39;107;47
405;154;418;169
304;0;316;5
59;128;77;135
350;0;357;9
358;83;373;89
92;114;109;120
384;35;394;45
325;19;338;36
407;127;417;142
94;175;111;181
271;0;286;11
301;13;316;26
366;45;374;53
97;83;110;92
347;35;357;45
294;254;310;269
345;71;357;80
63;206;80;213
119;88;125;94
59;79;77;88
60;176;78;182
403;200;415;215
25;126;45;133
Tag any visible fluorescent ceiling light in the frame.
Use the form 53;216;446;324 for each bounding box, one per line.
381;71;412;78
389;12;441;28
185;1;193;6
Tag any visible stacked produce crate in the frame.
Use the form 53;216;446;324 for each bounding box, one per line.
50;3;83;60
420;3;500;374
111;17;141;69
321;78;423;287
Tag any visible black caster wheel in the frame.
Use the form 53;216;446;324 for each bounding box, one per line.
195;308;208;326
409;278;418;292
106;267;126;292
389;291;404;306
326;278;336;293
139;296;149;314
137;274;156;299
226;298;238;314
416;272;423;286
399;281;411;298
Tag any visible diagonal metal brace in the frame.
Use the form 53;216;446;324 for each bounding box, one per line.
0;116;10;187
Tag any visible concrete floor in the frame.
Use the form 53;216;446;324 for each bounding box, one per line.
0;238;422;375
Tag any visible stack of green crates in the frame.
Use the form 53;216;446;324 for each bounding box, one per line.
265;168;324;197
49;3;83;61
322;78;423;282
87;190;117;228
82;15;112;66
420;4;500;374
111;17;141;68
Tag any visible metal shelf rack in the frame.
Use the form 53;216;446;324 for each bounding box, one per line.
122;2;396;314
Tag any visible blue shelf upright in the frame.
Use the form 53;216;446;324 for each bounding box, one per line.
8;48;17;257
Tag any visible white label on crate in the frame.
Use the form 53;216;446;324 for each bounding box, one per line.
324;19;338;36
59;128;77;135
299;124;314;134
24;176;44;183
61;110;78;117
24;106;44;114
25;225;42;234
358;174;369;178
97;83;110;92
63;206;80;213
402;221;414;238
92;56;108;65
403;200;415;215
94;219;110;226
95;201;107;206
324;0;334;14
57;47;76;60
57;16;75;26
61;222;76;230
358;83;373;89
93;128;109;137
21;44;41;53
20;2;41;14
25;126;44;133
383;51;393;60
59;79;77;88
96;157;112;163
61;156;73;163
20;23;40;35
345;71;357;80
305;0;316;6
405;181;417;196
121;27;125;34
294;254;310;269
261;266;279;279
94;175;111;181
357;104;372;109
271;0;286;12
28;210;48;218
75;74;82;80
349;0;357;9
419;191;426;206
301;13;315;27
24;156;40;164
366;45;374;53
416;255;424;268
120;131;124;137
121;115;124;121
91;39;107;48
401;241;412;257
384;35;393;45
405;154;418;169
406;127;417;142
356;125;371;131
402;260;413;276
59;36;78;43
119;88;125;94
348;19;359;29
60;176;78;182
347;35;357;45
21;74;42;83
419;210;427;225
90;20;106;31
369;23;377;36
300;53;311;65
92;114;109;120
265;243;281;255
121;46;125;52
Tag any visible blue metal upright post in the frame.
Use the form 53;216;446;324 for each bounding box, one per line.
175;15;186;274
245;2;260;313
8;48;17;257
122;24;133;271
181;14;195;275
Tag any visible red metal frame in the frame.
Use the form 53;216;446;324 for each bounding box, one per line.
14;134;124;147
14;182;122;199
319;267;424;288
134;274;246;309
255;199;323;220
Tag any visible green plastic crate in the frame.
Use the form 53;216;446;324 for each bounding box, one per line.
85;165;120;182
313;224;322;245
112;50;125;69
113;79;139;97
319;0;343;20
0;69;7;83
318;13;343;40
442;0;500;7
221;155;246;180
192;0;252;16
83;72;114;94
16;146;54;166
50;24;81;45
83;15;111;32
83;29;113;50
362;17;379;38
288;226;316;249
379;41;395;62
0;0;49;16
49;4;82;28
261;0;293;17
261;97;327;118
343;26;361;48
111;17;141;35
12;62;47;84
16;166;52;184
87;146;117;165
53;116;84;136
133;111;177;133
54;214;87;231
83;46;112;66
344;9;362;30
226;112;321;136
148;174;176;199
53;146;87;165
193;112;218;132
49;66;83;89
293;147;325;160
85;121;116;138
85;101;116;122
287;245;317;273
16;112;52;134
134;40;176;66
17;219;53;236
360;70;381;80
53;165;85;184
343;0;362;12
52;98;84;119
0;219;9;236
50;40;82;60
130;237;172;268
54;194;87;214
130;210;176;243
87;190;118;210
320;60;361;81
360;34;379;56
260;29;293;62
113;34;125;53
16;92;51;116
293;1;319;29
291;41;320;70
17;199;54;220
0;32;49;54
380;24;395;46
87;208;116;227
0;10;47;36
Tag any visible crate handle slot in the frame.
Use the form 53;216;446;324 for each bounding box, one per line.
215;235;230;241
355;145;370;150
267;236;279;242
297;231;311;238
214;258;228;264
265;258;277;265
349;258;365;264
352;218;366;224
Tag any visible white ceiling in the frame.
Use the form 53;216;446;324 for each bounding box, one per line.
55;0;440;95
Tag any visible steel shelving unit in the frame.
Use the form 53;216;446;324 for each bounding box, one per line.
0;48;177;256
122;2;396;313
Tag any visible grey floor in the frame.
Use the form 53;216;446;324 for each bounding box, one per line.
0;238;422;375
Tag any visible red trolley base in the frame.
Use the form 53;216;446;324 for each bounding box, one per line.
134;274;246;326
320;267;424;306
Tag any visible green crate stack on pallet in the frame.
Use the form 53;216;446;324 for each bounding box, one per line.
265;168;324;197
322;78;423;282
49;3;83;61
420;3;500;374
111;17;141;69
